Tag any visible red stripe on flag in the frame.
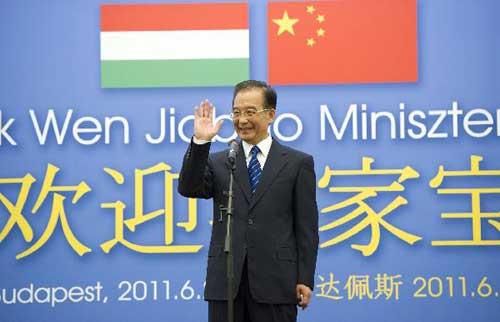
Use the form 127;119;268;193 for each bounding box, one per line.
268;0;417;85
101;3;248;31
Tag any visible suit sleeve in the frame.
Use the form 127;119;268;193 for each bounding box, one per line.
177;139;214;199
293;155;319;290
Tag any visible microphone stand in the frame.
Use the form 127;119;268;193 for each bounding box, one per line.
221;159;236;322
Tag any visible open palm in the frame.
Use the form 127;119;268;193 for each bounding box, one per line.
194;99;224;141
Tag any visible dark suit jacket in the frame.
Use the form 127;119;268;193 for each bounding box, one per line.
178;139;318;304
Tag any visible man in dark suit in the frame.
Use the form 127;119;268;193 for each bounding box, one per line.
178;80;318;322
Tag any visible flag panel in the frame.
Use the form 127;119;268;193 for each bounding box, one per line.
268;0;418;85
100;3;249;88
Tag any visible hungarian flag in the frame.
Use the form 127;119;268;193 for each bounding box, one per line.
268;0;417;85
100;3;249;88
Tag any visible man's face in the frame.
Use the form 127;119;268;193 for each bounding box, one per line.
232;88;275;145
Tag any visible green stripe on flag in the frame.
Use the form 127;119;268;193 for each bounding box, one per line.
101;59;249;88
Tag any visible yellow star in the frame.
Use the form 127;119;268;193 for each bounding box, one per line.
307;38;316;47
317;14;325;23
317;28;326;37
306;5;316;14
273;10;299;36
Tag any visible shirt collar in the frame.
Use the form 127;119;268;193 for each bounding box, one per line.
242;135;273;159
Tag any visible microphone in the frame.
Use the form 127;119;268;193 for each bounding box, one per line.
227;140;239;164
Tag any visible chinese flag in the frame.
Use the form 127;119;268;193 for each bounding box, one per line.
268;0;417;85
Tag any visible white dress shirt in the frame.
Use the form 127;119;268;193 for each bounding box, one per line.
193;135;273;168
241;135;272;168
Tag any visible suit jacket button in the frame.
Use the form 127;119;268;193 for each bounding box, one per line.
248;218;254;225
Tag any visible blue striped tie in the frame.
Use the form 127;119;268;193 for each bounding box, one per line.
248;146;262;194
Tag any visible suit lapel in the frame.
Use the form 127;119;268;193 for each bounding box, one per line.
249;140;288;210
233;141;252;203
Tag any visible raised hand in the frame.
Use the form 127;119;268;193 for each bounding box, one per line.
194;99;224;141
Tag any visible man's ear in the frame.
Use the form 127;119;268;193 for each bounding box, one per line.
268;108;276;123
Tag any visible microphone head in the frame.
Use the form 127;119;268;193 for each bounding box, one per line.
229;140;239;152
227;140;239;163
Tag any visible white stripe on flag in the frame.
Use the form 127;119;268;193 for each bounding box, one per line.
100;29;249;61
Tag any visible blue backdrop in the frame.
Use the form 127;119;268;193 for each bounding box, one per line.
1;0;499;321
